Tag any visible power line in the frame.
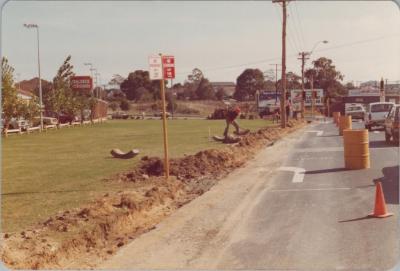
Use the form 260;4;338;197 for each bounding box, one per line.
176;34;397;76
273;4;298;54
288;4;304;51
293;1;307;50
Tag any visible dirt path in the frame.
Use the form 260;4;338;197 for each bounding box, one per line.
100;127;306;269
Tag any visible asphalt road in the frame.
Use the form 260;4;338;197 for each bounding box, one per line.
101;119;399;270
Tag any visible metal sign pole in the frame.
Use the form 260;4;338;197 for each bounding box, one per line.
159;54;170;180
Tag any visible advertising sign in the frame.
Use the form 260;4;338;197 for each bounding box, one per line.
291;89;324;110
149;55;163;80
70;76;93;92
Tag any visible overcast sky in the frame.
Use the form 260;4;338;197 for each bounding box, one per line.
2;1;399;86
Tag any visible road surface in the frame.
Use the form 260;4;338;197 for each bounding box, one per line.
101;119;399;270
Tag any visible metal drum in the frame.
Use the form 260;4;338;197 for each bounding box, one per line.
339;115;352;136
343;129;370;169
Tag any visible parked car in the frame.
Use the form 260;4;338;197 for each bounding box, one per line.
364;102;394;131
153;112;171;118
112;112;129;119
384;104;400;143
345;103;365;120
33;117;58;126
9;118;30;131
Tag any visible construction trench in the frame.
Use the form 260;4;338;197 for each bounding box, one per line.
1;119;306;269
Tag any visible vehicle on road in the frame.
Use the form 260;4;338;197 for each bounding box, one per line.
364;102;394;131
345;103;365;120
384;104;400;143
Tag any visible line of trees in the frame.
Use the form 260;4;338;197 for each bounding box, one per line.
1;57;40;132
233;57;348;101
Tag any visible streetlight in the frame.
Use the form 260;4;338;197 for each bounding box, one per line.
84;62;96;96
24;23;43;130
309;40;328;55
95;72;101;98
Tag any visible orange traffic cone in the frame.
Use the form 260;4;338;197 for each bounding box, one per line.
368;181;393;218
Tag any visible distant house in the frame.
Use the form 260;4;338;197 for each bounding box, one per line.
17;88;34;102
210;82;236;98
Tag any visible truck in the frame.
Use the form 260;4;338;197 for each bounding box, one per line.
257;92;280;118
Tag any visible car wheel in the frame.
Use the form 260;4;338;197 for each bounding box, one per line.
385;131;391;142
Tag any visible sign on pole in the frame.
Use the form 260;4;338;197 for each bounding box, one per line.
70;76;93;94
149;55;163;80
162;55;175;79
148;54;176;180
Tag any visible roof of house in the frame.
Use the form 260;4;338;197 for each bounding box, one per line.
17;89;35;98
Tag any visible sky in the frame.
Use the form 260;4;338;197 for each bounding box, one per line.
1;1;399;87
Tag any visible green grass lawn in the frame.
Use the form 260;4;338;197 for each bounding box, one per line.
2;119;271;233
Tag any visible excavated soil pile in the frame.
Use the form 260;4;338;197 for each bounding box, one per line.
1;119;305;269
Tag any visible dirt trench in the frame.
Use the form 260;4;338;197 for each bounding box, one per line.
1;119;306;269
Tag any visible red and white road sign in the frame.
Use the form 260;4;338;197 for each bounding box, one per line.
149;55;175;80
162;55;175;79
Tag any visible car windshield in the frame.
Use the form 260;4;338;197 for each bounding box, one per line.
370;104;392;113
348;106;362;111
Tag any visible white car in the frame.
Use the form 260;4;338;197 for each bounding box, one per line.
345;104;365;120
364;102;394;131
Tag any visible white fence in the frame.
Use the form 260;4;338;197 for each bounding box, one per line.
4;118;107;137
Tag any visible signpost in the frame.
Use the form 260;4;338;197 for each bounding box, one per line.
149;54;175;180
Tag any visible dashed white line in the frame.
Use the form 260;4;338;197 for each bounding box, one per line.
278;167;306;183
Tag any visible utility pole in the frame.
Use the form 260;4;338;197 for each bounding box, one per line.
311;74;315;119
298;52;309;118
273;0;289;128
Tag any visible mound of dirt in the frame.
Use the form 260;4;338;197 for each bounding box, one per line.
1;119;306;269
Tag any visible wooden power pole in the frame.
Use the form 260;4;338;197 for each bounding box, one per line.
298;51;309;118
273;0;289;128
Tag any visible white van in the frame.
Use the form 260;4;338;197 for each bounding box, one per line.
364;102;394;130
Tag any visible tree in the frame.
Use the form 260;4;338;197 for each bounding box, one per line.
234;69;265;101
120;70;154;101
187;68;203;83
1;57;19;132
120;99;130;111
18;97;40;124
304;57;344;97
182;68;204;100
196;77;216;100
109;101;119;111
109;74;125;86
50;55;76;121
216;87;225;101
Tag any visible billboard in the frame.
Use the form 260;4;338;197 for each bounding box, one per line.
70;76;93;93
291;89;324;111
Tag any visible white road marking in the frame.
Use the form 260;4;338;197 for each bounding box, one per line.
307;130;323;136
278;167;306;183
270;187;351;192
373;131;380;134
